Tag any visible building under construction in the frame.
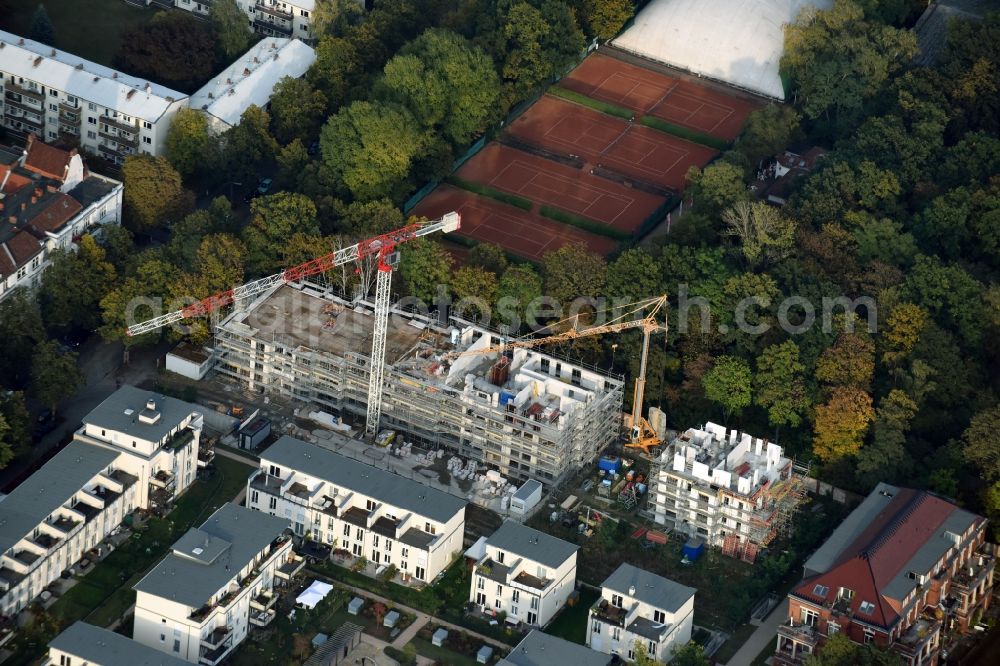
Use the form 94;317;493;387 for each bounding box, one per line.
213;283;625;487
646;422;805;563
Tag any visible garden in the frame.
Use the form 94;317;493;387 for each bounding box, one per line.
410;622;505;666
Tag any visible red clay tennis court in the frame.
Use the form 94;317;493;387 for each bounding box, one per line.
456;143;663;233
562;53;760;141
507;95;717;191
412;185;616;261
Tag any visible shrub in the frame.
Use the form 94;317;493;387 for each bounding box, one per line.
548;87;633;120
639;116;730;150
539;206;629;240
445;177;533;211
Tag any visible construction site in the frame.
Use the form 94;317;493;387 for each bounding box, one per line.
644;422;806;563
212;282;626;488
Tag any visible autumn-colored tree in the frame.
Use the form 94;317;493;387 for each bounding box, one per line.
812;386;875;462
121;155;195;233
815;332;875;390
722;200;797;269
371;601;388;625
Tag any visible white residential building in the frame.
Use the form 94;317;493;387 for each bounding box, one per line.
470;521;578;628
0;136;122;301
0;30;188;164
189;38;316;133
647;422;803;562
0;385;202;618
171;0;317;42
46;621;190;666
588;563;695;663
248;435;467;583
132;504;295;665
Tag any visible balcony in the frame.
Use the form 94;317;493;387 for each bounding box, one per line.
249;470;283;497
58;109;80;124
255;1;293;20
5;82;44;102
253;18;293;36
150;470;175;489
894;615;941;660
50;516;81;534
250;608;276;627
199;638;234;666
101;114;139;133
30;533;59;551
166;427;196;452
58;99;79;111
98;129;138;148
11;550;41;567
250;589;277;611
774;622;821;665
275;553;305;581
200;626;231;648
591;598;628;627
953;550;994;593
4;94;43;114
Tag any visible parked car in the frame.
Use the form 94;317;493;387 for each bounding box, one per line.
243;178;273;203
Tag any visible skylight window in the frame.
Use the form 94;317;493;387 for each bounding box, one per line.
812;584;829;598
859;601;876;615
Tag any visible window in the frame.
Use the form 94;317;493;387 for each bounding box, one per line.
269;464;281;476
530;596;539;610
592;620;601;634
477;577;485;590
801;609;819;627
827;622;840;636
87;130;96;139
813;584;829;598
859;601;876;615
268;497;277;510
88;102;97;111
302;9;309;16
366;499;376;511
160;633;166;642
373;535;380;548
87;117;96;125
425;522;436;535
497;585;503;596
352;543;362;556
497;551;505;564
863;628;875;644
49;103;57;111
343;524;350;536
512;590;520;603
494;598;501;608
838;587;854;600
401;560;407;570
612;626;621;640
647;641;656;656
143;120;152;129
384;553;390;563
653;609;666;624
143;136;152;144
173;639;180;652
611;594;623;608
355;527;363;540
415;566;425;580
59;657;72;666
250;490;259;505
401;547;408;558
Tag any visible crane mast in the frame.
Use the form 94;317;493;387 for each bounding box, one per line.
126;212;461;437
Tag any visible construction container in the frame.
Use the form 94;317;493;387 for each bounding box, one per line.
598;455;622;474
645;530;668;545
682;539;705;561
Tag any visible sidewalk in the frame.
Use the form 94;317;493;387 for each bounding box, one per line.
724;598;786;666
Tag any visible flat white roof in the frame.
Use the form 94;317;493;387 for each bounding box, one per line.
0;30;187;122
612;0;833;99
189;38;316;128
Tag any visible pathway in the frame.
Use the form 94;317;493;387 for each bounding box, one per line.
391;613;430;648
724;598;787;666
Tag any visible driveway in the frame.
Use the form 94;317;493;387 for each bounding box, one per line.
724;598;787;666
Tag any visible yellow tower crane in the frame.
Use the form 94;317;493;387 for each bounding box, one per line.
451;295;668;454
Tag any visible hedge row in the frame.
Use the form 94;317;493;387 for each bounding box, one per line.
446;176;533;211
539;205;630;241
638;115;730;150
548;86;634;120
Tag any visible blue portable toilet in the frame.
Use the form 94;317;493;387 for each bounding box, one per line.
682;538;705;562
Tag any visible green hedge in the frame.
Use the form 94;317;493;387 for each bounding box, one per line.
384;646;417;666
539;206;630;241
446;176;533;211
639;115;730;150
549;86;633;120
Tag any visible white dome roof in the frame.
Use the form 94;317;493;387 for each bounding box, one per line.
612;0;833;99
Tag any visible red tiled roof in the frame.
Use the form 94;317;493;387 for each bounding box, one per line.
23;134;73;182
792;489;971;629
1;167;32;195
0;230;43;279
0;244;15;279
29;193;82;234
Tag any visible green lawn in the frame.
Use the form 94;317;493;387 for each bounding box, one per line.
0;0;158;67
4;456;254;666
411;637;481;666
544;587;600;645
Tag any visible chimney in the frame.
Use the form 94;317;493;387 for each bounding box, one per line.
33;56;42;67
46;183;56;193
629;585;636;596
243;68;251;76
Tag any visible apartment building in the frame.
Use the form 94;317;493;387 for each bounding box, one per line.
588;563;695;662
0;385;202;618
214;283;624;487
774;483;995;666
0;135;122;301
170;0;317;42
0;30;188;164
133;504;295;665
75;385;203;515
248;435;466;583
646;422;804;562
46;621;190;666
501;630;613;666
189;38;316;133
470;521;578;627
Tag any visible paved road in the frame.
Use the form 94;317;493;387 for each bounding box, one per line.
724;598;787;666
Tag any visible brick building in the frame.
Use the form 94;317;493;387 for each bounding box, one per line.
774;483;994;666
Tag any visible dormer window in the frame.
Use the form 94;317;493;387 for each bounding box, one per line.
838;587;854;600
859;600;875;615
813;584;829;598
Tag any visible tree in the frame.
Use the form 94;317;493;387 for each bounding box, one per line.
29;3;55;46
881;303;927;365
755;341;810;432
815;332;875;390
308;36;362;112
270;77;329;145
114;11;217;91
275;139;311;192
165;108;218;183
0;415;14;475
607;249;663;302
221;106;280;187
702;356;752;421
311;0;363;36
857;389;917;486
210;0;251;60
721;200;797;269
451;266;498;320
497;263;543;329
468;244;509;276
242;193;320;275
399;238;452;304
631;641;658;666
39;236;116;334
580;0;634;41
499;3;552;107
804;632;902;665
541;243;607;308
781;0;918;130
121;155;195;234
320;100;427;201
30;340;83;415
100;257;184;345
671;642;711;666
686;161;749;215
962;404;1000;483
380;29;500;147
904;254;983;347
0;391;30;465
335;199;404;237
0;289;47;389
812;386;874;462
737;104;802;165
